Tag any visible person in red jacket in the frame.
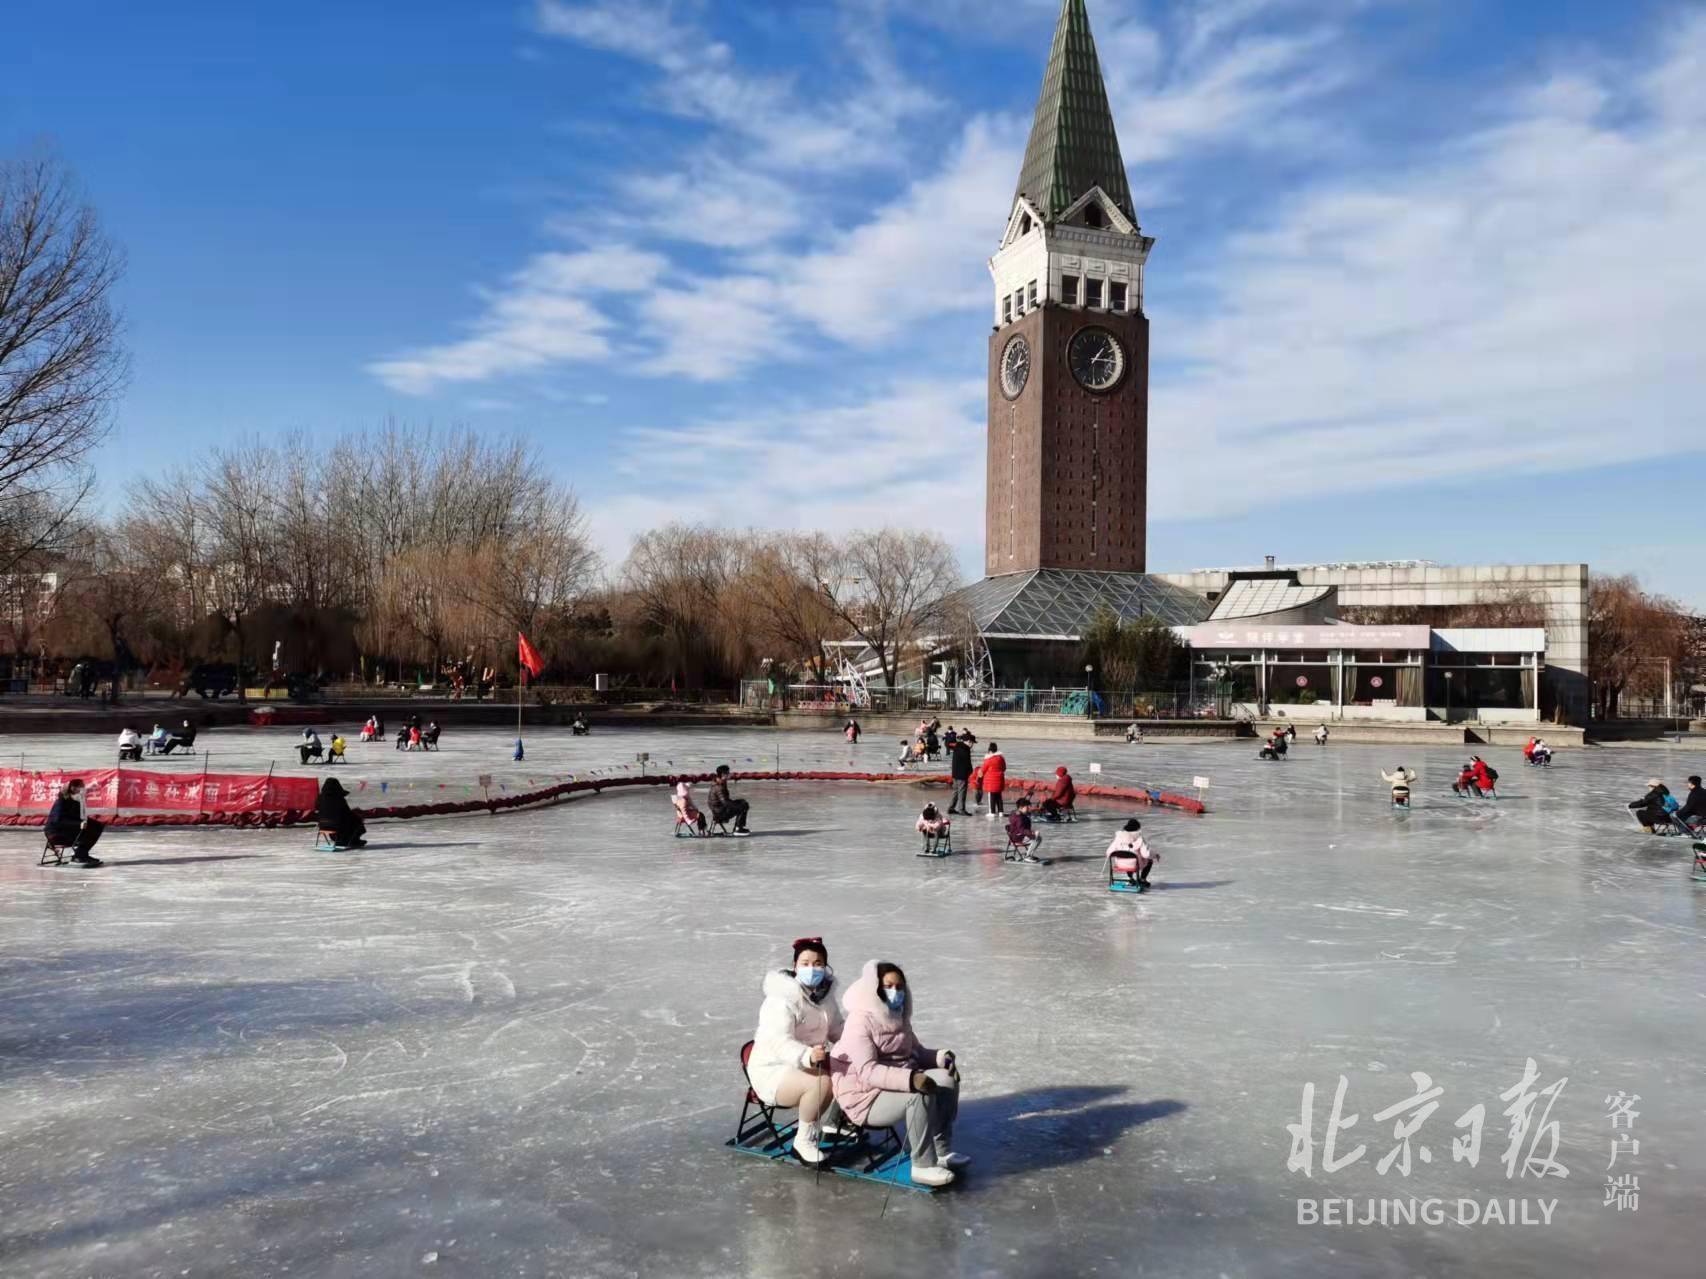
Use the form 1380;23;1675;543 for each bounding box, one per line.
980;743;1008;818
1470;756;1498;797
1041;765;1077;822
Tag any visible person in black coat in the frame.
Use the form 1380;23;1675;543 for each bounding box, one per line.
709;765;750;833
162;720;197;755
46;779;104;866
316;777;366;848
1628;780;1674;832
1676;775;1706;832
947;738;974;815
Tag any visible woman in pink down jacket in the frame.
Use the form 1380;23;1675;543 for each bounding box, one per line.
830;960;967;1187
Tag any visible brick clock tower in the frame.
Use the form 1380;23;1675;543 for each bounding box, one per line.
987;0;1155;579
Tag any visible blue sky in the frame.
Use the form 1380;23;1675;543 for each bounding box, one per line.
5;0;1703;606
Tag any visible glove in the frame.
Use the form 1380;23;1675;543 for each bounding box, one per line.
910;1071;936;1094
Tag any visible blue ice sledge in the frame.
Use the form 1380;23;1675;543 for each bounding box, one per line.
727;1041;944;1193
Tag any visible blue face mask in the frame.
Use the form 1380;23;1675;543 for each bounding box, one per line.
796;966;828;989
883;988;906;1013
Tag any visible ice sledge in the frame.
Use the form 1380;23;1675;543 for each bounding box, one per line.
727;1040;943;1193
1107;878;1146;894
1693;842;1706;881
918;830;952;857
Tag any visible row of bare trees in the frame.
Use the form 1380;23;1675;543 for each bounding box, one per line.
618;525;963;691
15;427;599;690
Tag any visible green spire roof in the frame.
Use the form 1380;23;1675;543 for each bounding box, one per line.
1014;0;1135;225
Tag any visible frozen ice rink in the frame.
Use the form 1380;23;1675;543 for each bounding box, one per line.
2;725;1704;1278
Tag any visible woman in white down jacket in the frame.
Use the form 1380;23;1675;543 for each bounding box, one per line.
748;935;843;1165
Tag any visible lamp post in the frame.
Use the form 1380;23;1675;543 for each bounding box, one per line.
1444;670;1453;724
1084;664;1095;719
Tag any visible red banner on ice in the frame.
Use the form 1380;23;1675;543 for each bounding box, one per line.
0;768;318;815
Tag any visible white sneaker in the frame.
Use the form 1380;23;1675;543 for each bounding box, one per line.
792;1123;826;1165
939;1151;971;1170
910;1164;955;1187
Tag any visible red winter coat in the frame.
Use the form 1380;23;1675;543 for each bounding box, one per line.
1472;761;1495;790
981;752;1007;797
969;762;986;795
1050;768;1075;806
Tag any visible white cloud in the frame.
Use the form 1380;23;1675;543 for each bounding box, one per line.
367;247;665;394
1147;12;1706;515
532;0;936;172
610;168;807;250
584;377;987;565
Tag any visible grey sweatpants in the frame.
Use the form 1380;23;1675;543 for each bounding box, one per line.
949;780;969;811
862;1068;959;1168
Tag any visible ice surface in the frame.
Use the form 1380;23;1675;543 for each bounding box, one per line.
2;725;1704;1278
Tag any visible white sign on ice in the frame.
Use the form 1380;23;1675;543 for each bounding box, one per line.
1193;776;1211;790
1088;763;1102;774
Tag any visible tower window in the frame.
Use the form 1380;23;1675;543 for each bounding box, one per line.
1061;274;1080;306
1110;281;1128;312
1086;278;1104;309
1003;295;1012;324
1013;289;1025;316
1019;213;1032;236
1027;280;1038;309
1084;204;1104;229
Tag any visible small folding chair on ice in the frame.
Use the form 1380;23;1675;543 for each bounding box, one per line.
731;1040;794;1155
919;828;952;857
1693;841;1706;882
39;836;71;866
1004;832;1041;862
314;829;342;850
327;742;347;765
1107;857;1146;894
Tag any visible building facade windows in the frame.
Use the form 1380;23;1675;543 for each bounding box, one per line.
1061;274;1080;306
1027;279;1038;309
1110;281;1128;312
1086;277;1104;309
1003;295;1013;324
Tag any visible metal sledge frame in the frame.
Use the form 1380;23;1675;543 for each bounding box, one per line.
1626;805;1692;837
726;1040;935;1191
1107;856;1146;893
1693;842;1706;881
1004;830;1042;861
919;828;952;857
39;836;71;866
314;829;343;850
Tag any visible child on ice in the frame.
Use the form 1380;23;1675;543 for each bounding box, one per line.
673;781;708;835
1381;766;1416;807
1104;818;1157;887
1005;797;1043;862
917;803;951;853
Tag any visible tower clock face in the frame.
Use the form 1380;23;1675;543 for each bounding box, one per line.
1069;327;1126;392
1000;334;1031;398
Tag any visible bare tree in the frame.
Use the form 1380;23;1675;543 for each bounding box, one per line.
818;529;961;692
621;524;752;687
731;532;841;681
0;154;126;573
200;443;280;699
1587;573;1689;719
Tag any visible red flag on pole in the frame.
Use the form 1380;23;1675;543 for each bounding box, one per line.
518;632;544;679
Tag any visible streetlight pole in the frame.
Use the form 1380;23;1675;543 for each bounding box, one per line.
1444;670;1453;724
1084;664;1095;719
